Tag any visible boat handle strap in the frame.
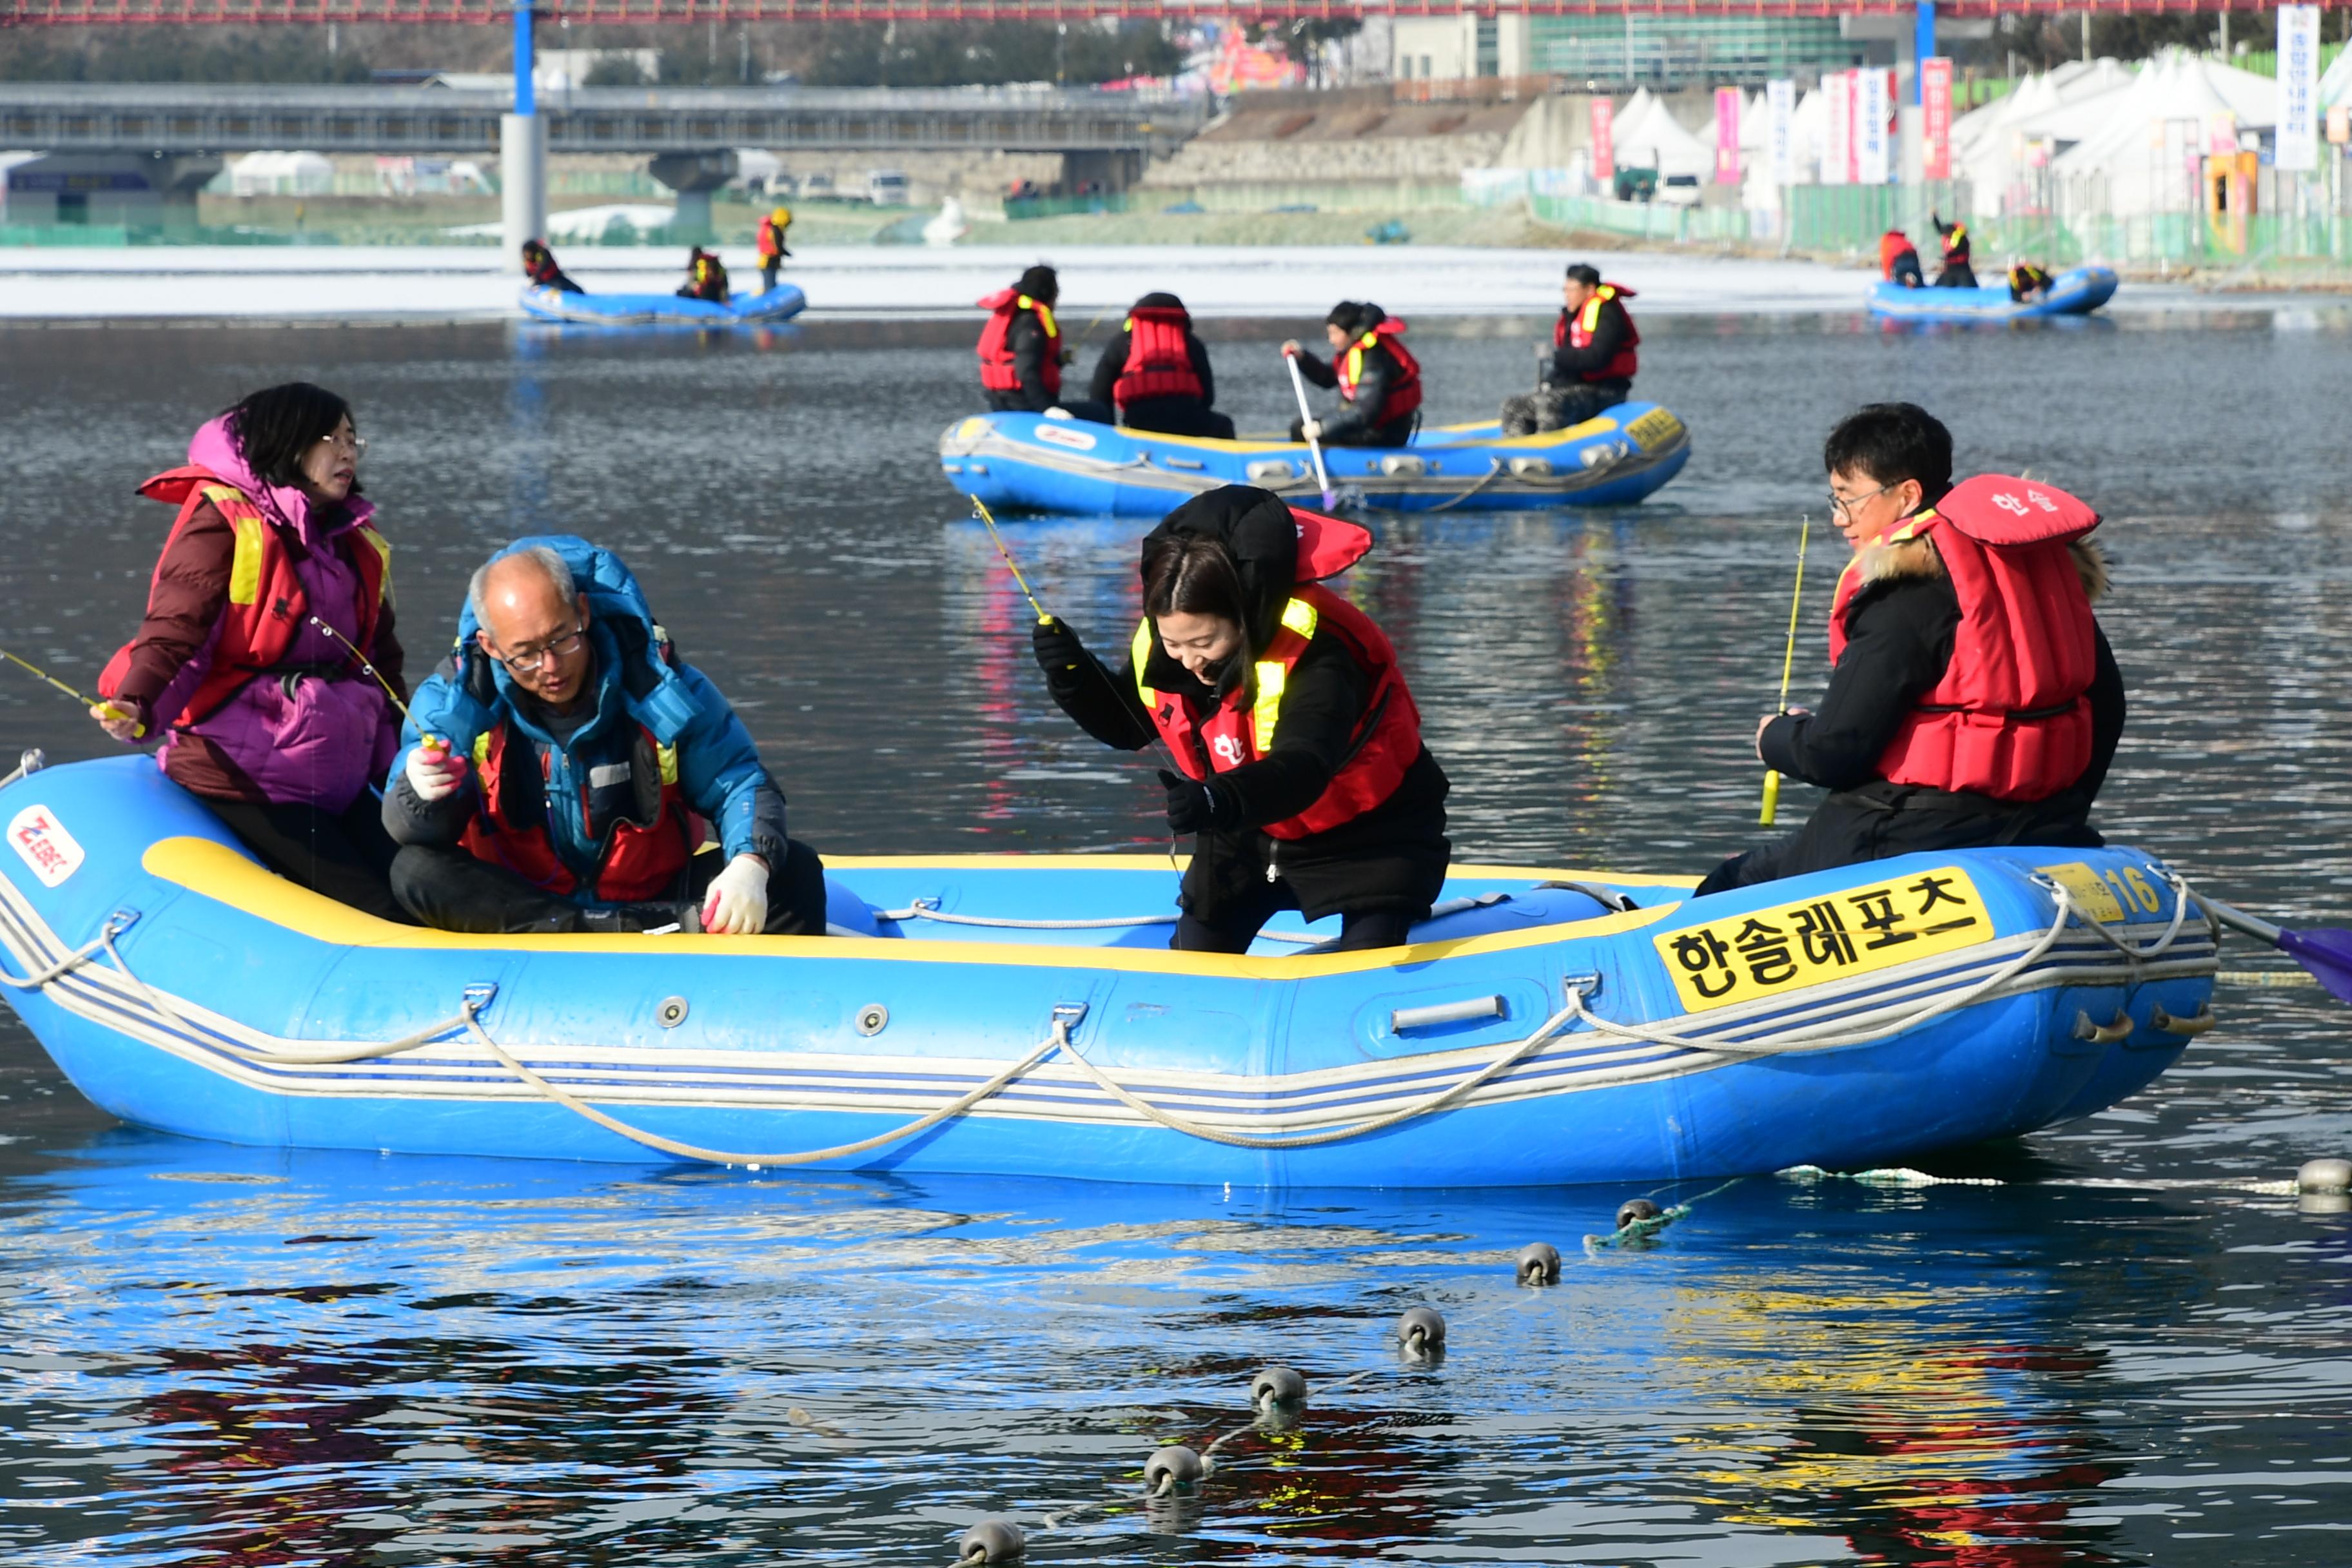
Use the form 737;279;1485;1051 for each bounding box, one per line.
1391;995;1505;1033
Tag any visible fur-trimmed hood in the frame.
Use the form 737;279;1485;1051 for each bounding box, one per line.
1857;531;2108;602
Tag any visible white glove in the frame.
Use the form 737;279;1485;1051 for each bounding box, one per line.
701;854;770;936
405;738;468;803
1300;418;1324;442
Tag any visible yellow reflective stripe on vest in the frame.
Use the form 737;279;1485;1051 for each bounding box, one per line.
1579;296;1602;333
1021;296;1057;338
1250;598;1319;752
202;484;268;607
471;732;493;767
357;527;394;609
657;743;678;785
1130;618;1156;707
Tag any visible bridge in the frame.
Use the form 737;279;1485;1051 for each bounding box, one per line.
0;0;2318;20
0;83;1200;157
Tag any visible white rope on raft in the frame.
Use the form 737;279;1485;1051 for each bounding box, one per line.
0;873;2215;1168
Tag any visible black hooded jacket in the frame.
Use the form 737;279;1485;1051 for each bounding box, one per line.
1039;485;1449;922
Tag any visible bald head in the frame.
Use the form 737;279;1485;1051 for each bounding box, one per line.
471;545;593;706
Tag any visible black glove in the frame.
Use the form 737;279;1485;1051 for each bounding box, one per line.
1032;615;1086;680
1159;769;1235;836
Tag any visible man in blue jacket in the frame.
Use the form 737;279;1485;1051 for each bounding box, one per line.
382;537;829;936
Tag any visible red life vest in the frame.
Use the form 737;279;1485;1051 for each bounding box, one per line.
1940;222;1971;265
1132;582;1422;840
458;716;695;903
1553;284;1640;382
1828;475;2102;804
756;215;788;259
1112;306;1204;407
102;466;393;729
1338;319;1422;428
1879;232;1921;279
975;288;1061;398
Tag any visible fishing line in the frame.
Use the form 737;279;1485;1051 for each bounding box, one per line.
1758;513;1811;827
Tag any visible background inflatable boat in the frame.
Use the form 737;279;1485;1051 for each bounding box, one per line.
1868;266;2118;322
520;282;807;326
0;758;2217;1187
939;404;1691;517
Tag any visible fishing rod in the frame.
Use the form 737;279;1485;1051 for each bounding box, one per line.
309;615;463;773
1;647;145;739
1758;514;1810;827
971;497;1190;871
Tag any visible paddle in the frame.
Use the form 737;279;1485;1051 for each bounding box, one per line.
1282;347;1339;510
2;646;145;738
1758;514;1810;827
2193;894;2352;1004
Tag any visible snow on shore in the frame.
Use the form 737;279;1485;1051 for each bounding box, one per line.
1;242;1883;322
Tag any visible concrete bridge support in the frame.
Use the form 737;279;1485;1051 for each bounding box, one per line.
649;150;738;244
500;2;545;271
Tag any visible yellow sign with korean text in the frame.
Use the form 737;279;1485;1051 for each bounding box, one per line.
2034;861;2124;924
1652;865;1993;1015
1624;407;1683;451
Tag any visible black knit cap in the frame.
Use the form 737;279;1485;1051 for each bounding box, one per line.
1017;264;1059;302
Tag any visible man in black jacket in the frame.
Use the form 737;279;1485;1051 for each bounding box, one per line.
1503;263;1641;435
1694;403;2124;897
1283;302;1420;448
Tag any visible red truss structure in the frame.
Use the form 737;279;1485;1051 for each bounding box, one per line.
6;0;2337;25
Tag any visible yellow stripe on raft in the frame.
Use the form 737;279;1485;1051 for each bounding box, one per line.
140;836;1685;979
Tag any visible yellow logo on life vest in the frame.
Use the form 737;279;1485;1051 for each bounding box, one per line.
1653;865;1991;1014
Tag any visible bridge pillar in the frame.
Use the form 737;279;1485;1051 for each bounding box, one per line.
153;153;221;236
500;3;545;272
649;150;738;244
1058;148;1141;198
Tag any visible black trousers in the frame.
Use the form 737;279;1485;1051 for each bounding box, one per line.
1289;413;1416;448
1693;783;2101;899
206;792;414;925
1500;380;1631;436
1935;262;1979;288
760;260;780;292
1175;897;1415;956
389;839;830;936
1119;398;1236;440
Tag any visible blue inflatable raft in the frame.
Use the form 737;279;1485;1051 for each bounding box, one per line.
1868;266;2118;322
939;404;1691;517
520;282;807;326
0;756;2218;1188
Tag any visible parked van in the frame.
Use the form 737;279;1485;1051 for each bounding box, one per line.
867;170;910;206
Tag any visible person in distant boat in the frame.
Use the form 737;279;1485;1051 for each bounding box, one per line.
976;263;1080;415
93;381;411;923
1932;213;1977;289
2008;260;2054;304
676;247;730;303
1029;485;1451;953
383;537;830;936
1879;228;1923;288
1692;402;2124;897
755;205;792;293
1282;302;1421;449
1084;291;1235;440
521;238;583;294
1502;262;1640;436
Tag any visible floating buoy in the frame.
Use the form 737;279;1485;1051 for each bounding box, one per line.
957;1518;1026;1563
1515;1241;1562;1285
1396;1305;1447;1357
2298;1158;2352;1194
1145;1444;1204;1494
1251;1366;1307;1411
1616;1198;1662;1230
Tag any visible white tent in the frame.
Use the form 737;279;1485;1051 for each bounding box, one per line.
1609;87;1714;182
2048;52;2278;218
2322;42;2352;106
1950;63;2137;215
227;151;333;197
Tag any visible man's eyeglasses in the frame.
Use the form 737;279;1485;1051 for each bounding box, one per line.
1828;482;1894;518
494;625;585;674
